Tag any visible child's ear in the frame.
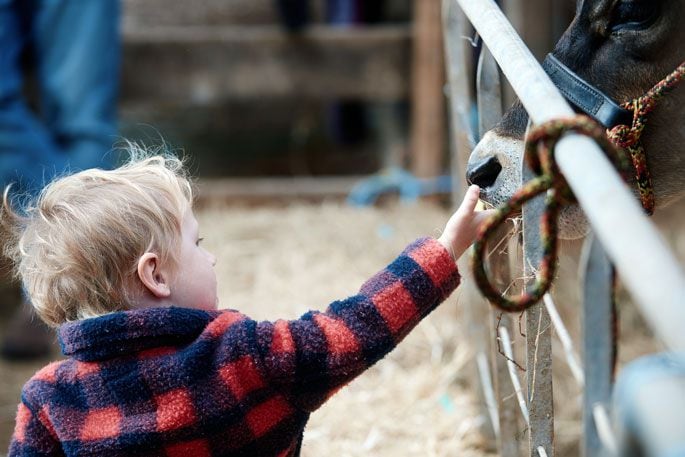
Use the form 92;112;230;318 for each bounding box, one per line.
137;252;171;298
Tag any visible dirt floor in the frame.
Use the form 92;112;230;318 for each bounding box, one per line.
1;197;684;456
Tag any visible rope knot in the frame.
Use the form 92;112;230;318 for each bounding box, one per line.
471;115;626;312
472;61;683;312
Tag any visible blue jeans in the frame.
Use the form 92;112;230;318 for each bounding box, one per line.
0;0;119;195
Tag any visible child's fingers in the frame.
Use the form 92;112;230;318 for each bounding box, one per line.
471;209;497;231
458;185;481;214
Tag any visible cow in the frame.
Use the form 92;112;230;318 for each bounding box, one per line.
465;0;684;238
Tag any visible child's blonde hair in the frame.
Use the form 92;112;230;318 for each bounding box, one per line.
1;147;193;327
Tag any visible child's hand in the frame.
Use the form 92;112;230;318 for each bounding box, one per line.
438;185;495;261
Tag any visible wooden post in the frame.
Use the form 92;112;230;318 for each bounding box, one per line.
411;0;446;180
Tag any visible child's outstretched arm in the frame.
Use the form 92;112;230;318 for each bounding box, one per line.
438;184;494;261
252;186;492;412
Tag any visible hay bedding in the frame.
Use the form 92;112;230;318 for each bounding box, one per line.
0;201;489;456
3;198;680;455
198;201;491;456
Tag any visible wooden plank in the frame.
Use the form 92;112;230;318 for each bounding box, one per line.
195;175;362;204
123;0;281;27
121;25;410;104
410;0;446;179
580;235;614;457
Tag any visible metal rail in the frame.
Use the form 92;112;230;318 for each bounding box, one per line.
442;0;685;455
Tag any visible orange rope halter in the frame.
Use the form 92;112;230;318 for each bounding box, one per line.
607;61;685;215
473;61;685;312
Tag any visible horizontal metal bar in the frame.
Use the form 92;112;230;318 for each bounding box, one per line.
455;0;685;351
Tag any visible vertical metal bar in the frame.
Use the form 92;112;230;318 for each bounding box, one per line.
522;124;555;456
477;45;522;457
442;1;499;448
442;0;474;204
477;47;502;138
580;235;614;457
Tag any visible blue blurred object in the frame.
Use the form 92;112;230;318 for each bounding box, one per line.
326;0;357;24
0;0;119;195
347;167;452;206
438;393;456;414
614;352;685;457
375;223;395;240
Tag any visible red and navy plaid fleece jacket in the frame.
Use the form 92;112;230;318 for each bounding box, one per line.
9;237;460;457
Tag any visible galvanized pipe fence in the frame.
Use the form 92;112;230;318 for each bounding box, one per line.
441;0;685;455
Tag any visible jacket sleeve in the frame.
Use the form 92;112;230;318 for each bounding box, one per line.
8;399;62;456
254;237;460;411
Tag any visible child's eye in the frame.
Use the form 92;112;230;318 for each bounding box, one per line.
196;237;204;246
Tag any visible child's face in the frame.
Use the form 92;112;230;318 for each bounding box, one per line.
168;208;219;311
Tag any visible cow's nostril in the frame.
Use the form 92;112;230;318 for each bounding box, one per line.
466;156;502;188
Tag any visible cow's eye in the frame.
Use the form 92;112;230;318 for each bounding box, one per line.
609;1;660;32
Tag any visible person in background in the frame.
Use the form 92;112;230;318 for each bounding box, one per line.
0;0;120;360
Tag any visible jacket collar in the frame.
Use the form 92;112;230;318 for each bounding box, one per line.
58;307;222;362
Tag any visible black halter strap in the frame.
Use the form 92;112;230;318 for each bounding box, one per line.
542;54;633;128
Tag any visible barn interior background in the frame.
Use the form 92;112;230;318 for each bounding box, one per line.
0;1;683;456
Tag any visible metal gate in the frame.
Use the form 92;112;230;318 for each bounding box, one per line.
441;0;685;455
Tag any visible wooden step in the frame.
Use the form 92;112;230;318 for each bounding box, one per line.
123;0;284;27
122;0;411;27
195;175;363;205
121;24;411;104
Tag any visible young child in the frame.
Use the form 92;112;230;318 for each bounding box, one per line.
6;152;491;457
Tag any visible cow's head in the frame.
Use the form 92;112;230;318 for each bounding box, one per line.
466;0;685;238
